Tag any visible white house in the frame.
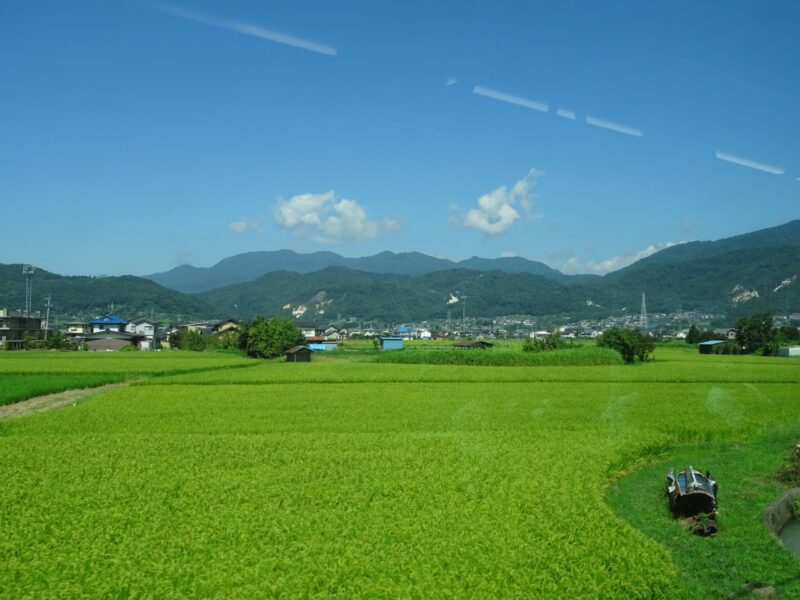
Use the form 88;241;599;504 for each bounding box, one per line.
126;317;159;341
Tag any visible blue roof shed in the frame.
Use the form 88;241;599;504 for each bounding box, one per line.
379;336;404;351
698;340;725;354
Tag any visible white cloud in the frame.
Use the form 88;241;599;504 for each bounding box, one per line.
501;250;518;258
155;4;337;56
274;191;399;242
228;219;263;233
560;241;685;275
455;168;543;235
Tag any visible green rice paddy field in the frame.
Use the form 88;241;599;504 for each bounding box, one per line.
1;347;799;598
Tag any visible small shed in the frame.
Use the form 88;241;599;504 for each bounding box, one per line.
778;346;800;357
455;340;493;349
285;345;313;362
379;336;404;351
698;340;725;354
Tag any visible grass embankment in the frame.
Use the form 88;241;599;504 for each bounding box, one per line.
373;345;623;366
0;374;126;407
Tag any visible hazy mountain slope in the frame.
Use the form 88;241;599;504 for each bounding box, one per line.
608;220;800;276
144;250;578;293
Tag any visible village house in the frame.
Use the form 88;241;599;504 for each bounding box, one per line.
65;320;90;339
294;321;324;339
91;313;128;333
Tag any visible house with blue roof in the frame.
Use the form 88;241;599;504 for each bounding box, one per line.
90;313;129;334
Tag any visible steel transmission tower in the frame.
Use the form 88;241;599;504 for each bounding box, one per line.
640;292;648;330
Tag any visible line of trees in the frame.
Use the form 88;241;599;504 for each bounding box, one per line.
169;316;305;359
684;312;799;356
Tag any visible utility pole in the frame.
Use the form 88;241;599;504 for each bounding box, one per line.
43;295;52;340
23;265;34;318
462;295;469;336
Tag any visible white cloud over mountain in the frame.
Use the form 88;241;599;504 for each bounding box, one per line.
560;241;684;275
274;191;399;242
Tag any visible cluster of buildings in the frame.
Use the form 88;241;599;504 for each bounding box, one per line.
4;304;800;354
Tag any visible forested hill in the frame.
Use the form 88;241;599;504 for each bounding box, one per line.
0;264;215;321
198;249;799;322
197;268;606;322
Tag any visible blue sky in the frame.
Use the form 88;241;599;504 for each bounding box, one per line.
1;0;798;277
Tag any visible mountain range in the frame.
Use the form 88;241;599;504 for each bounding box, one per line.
2;220;798;322
144;250;601;293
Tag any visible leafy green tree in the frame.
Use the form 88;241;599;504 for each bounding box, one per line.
243;316;304;359
735;312;777;355
597;327;654;364
169;329;206;352
44;330;70;350
777;325;800;345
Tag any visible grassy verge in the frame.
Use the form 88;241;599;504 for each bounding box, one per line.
0;374;126;407
606;428;800;598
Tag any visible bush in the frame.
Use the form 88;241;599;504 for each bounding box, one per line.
522;332;570;353
596;327;655;364
711;340;742;355
169;329;206;352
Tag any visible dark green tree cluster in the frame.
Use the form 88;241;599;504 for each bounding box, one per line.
596;327;655;364
18;330;76;351
735;312;777;355
777;325;800;345
168;329;207;352
238;316;304;359
684;325;719;344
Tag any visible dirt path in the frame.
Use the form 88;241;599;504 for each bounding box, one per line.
0;382;130;420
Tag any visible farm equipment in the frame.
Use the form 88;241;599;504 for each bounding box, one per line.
666;466;718;536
